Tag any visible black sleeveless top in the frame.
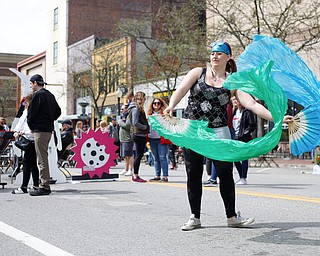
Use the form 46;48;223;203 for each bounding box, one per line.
183;68;231;128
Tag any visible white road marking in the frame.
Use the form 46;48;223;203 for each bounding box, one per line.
256;168;271;173
0;221;74;256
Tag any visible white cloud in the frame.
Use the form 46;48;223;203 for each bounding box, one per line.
0;0;50;55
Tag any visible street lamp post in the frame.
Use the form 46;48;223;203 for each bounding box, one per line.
115;89;123;118
78;100;89;120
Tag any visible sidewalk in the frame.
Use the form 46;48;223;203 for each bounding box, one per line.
250;156;315;169
275;157;314;168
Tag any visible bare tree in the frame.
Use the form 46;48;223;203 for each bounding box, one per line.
0;78;17;122
203;0;320;54
117;1;208;100
68;38;130;120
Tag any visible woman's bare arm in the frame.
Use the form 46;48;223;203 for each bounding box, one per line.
165;67;203;115
236;90;293;123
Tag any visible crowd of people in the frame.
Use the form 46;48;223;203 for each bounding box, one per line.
64;85;260;188
1;65;266;198
108;92;183;183
1;65;286;195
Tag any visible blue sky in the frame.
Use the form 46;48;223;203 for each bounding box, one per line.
0;0;50;55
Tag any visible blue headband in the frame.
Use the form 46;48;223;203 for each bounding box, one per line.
211;42;231;55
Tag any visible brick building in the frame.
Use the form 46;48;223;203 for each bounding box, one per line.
46;0;182;118
0;53;31;125
67;0;156;46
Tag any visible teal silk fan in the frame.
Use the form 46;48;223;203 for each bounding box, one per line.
237;35;320;156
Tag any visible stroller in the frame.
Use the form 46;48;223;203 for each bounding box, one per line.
57;143;76;168
0;131;15;188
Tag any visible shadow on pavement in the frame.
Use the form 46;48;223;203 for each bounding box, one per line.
52;189;134;195
201;222;320;246
250;222;320;246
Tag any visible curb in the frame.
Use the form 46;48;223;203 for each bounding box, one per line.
277;164;314;169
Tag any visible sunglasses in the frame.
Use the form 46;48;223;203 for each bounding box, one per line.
153;102;161;105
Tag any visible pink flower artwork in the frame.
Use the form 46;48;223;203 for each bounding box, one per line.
71;128;118;178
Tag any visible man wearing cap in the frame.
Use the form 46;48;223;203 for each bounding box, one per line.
58;119;74;161
27;74;61;196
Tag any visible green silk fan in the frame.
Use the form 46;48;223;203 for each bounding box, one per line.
148;61;287;162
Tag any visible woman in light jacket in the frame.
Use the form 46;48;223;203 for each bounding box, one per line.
129;91;150;183
12;92;39;194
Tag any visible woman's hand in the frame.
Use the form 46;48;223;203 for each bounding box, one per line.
163;106;174;116
283;115;293;123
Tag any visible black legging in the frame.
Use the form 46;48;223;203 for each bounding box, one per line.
205;158;213;176
21;143;39;189
183;148;236;219
133;135;146;175
168;144;177;166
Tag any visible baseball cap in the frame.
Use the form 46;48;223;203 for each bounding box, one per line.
30;74;47;85
62;119;72;126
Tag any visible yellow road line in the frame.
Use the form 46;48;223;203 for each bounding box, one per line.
235;189;320;204
145;180;320;204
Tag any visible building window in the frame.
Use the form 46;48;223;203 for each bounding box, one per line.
53;41;58;65
108;67;112;91
53;8;58;31
115;64;119;88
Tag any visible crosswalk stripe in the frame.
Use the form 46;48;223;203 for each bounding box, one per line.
0;221;74;256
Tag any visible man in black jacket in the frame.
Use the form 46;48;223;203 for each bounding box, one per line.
27;74;61;196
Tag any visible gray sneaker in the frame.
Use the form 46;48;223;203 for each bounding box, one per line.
181;214;201;231
227;211;255;227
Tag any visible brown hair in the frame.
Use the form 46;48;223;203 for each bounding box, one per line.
133;91;146;111
25;92;34;103
125;90;134;105
224;42;237;73
147;97;168;115
24;92;34;109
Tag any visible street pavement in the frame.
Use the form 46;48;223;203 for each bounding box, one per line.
0;158;319;256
